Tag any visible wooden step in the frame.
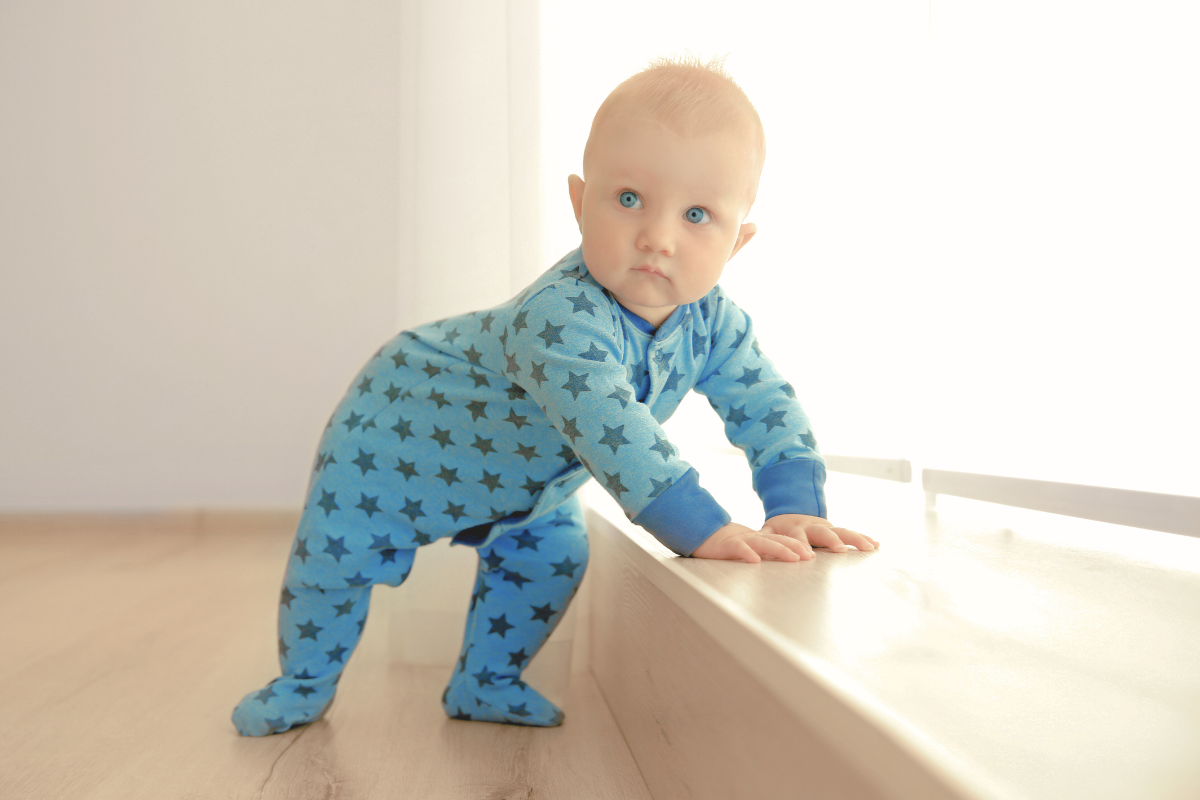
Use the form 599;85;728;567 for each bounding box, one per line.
581;460;1200;800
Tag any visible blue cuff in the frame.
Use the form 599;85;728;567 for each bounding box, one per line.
632;468;732;557
753;457;827;520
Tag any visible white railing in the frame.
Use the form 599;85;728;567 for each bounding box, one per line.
705;448;1200;539
824;455;912;483
922;468;1200;538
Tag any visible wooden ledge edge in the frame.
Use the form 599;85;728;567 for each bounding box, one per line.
583;490;1014;800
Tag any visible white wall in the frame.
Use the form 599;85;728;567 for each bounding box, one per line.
397;0;543;327
0;0;542;512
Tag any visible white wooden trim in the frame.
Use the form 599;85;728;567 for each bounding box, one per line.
825;454;913;483
922;469;1200;538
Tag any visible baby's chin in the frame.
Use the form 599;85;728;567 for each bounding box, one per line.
611;279;674;306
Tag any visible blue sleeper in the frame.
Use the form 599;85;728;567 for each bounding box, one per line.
232;246;826;735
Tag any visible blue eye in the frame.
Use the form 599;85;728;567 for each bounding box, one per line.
619;190;711;225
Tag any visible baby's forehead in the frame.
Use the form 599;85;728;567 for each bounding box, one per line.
608;119;757;167
610;161;744;194
597;121;755;172
606;105;750;143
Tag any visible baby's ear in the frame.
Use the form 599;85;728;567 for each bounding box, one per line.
567;174;585;229
729;222;757;260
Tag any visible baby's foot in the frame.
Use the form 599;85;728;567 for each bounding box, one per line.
441;674;564;727
231;672;337;736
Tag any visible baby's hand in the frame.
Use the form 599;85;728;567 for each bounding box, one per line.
691;516;878;562
762;513;878;556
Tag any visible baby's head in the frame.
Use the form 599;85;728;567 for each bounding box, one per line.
568;53;766;326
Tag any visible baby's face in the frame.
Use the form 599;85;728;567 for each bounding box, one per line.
568;114;758;327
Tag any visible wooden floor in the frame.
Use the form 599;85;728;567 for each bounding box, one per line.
0;512;651;800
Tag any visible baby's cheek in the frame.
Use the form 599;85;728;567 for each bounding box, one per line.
580;240;615;286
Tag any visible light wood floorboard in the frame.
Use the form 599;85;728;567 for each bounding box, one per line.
0;512;650;800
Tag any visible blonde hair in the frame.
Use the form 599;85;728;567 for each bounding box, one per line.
582;51;766;212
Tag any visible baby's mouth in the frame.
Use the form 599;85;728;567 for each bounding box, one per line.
635;264;666;278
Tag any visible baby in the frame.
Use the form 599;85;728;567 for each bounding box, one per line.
232;53;877;736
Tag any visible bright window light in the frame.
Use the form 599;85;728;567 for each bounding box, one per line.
541;1;1199;496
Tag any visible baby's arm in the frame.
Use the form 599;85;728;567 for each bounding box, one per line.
690;288;879;561
509;284;730;556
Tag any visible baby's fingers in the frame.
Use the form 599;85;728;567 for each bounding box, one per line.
807;525;878;552
832;527;878;551
805;525;850;552
748;534;802;562
726;538;761;563
758;523;815;558
760;532;812;560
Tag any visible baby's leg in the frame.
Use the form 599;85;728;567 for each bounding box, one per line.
442;498;588;727
231;582;374;736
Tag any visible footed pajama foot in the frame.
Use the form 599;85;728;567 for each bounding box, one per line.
231;673;337;736
441;675;564;727
439;497;586;729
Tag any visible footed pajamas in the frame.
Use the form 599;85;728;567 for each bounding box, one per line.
232;245;826;735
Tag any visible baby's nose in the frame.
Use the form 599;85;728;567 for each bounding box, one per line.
637;220;674;256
